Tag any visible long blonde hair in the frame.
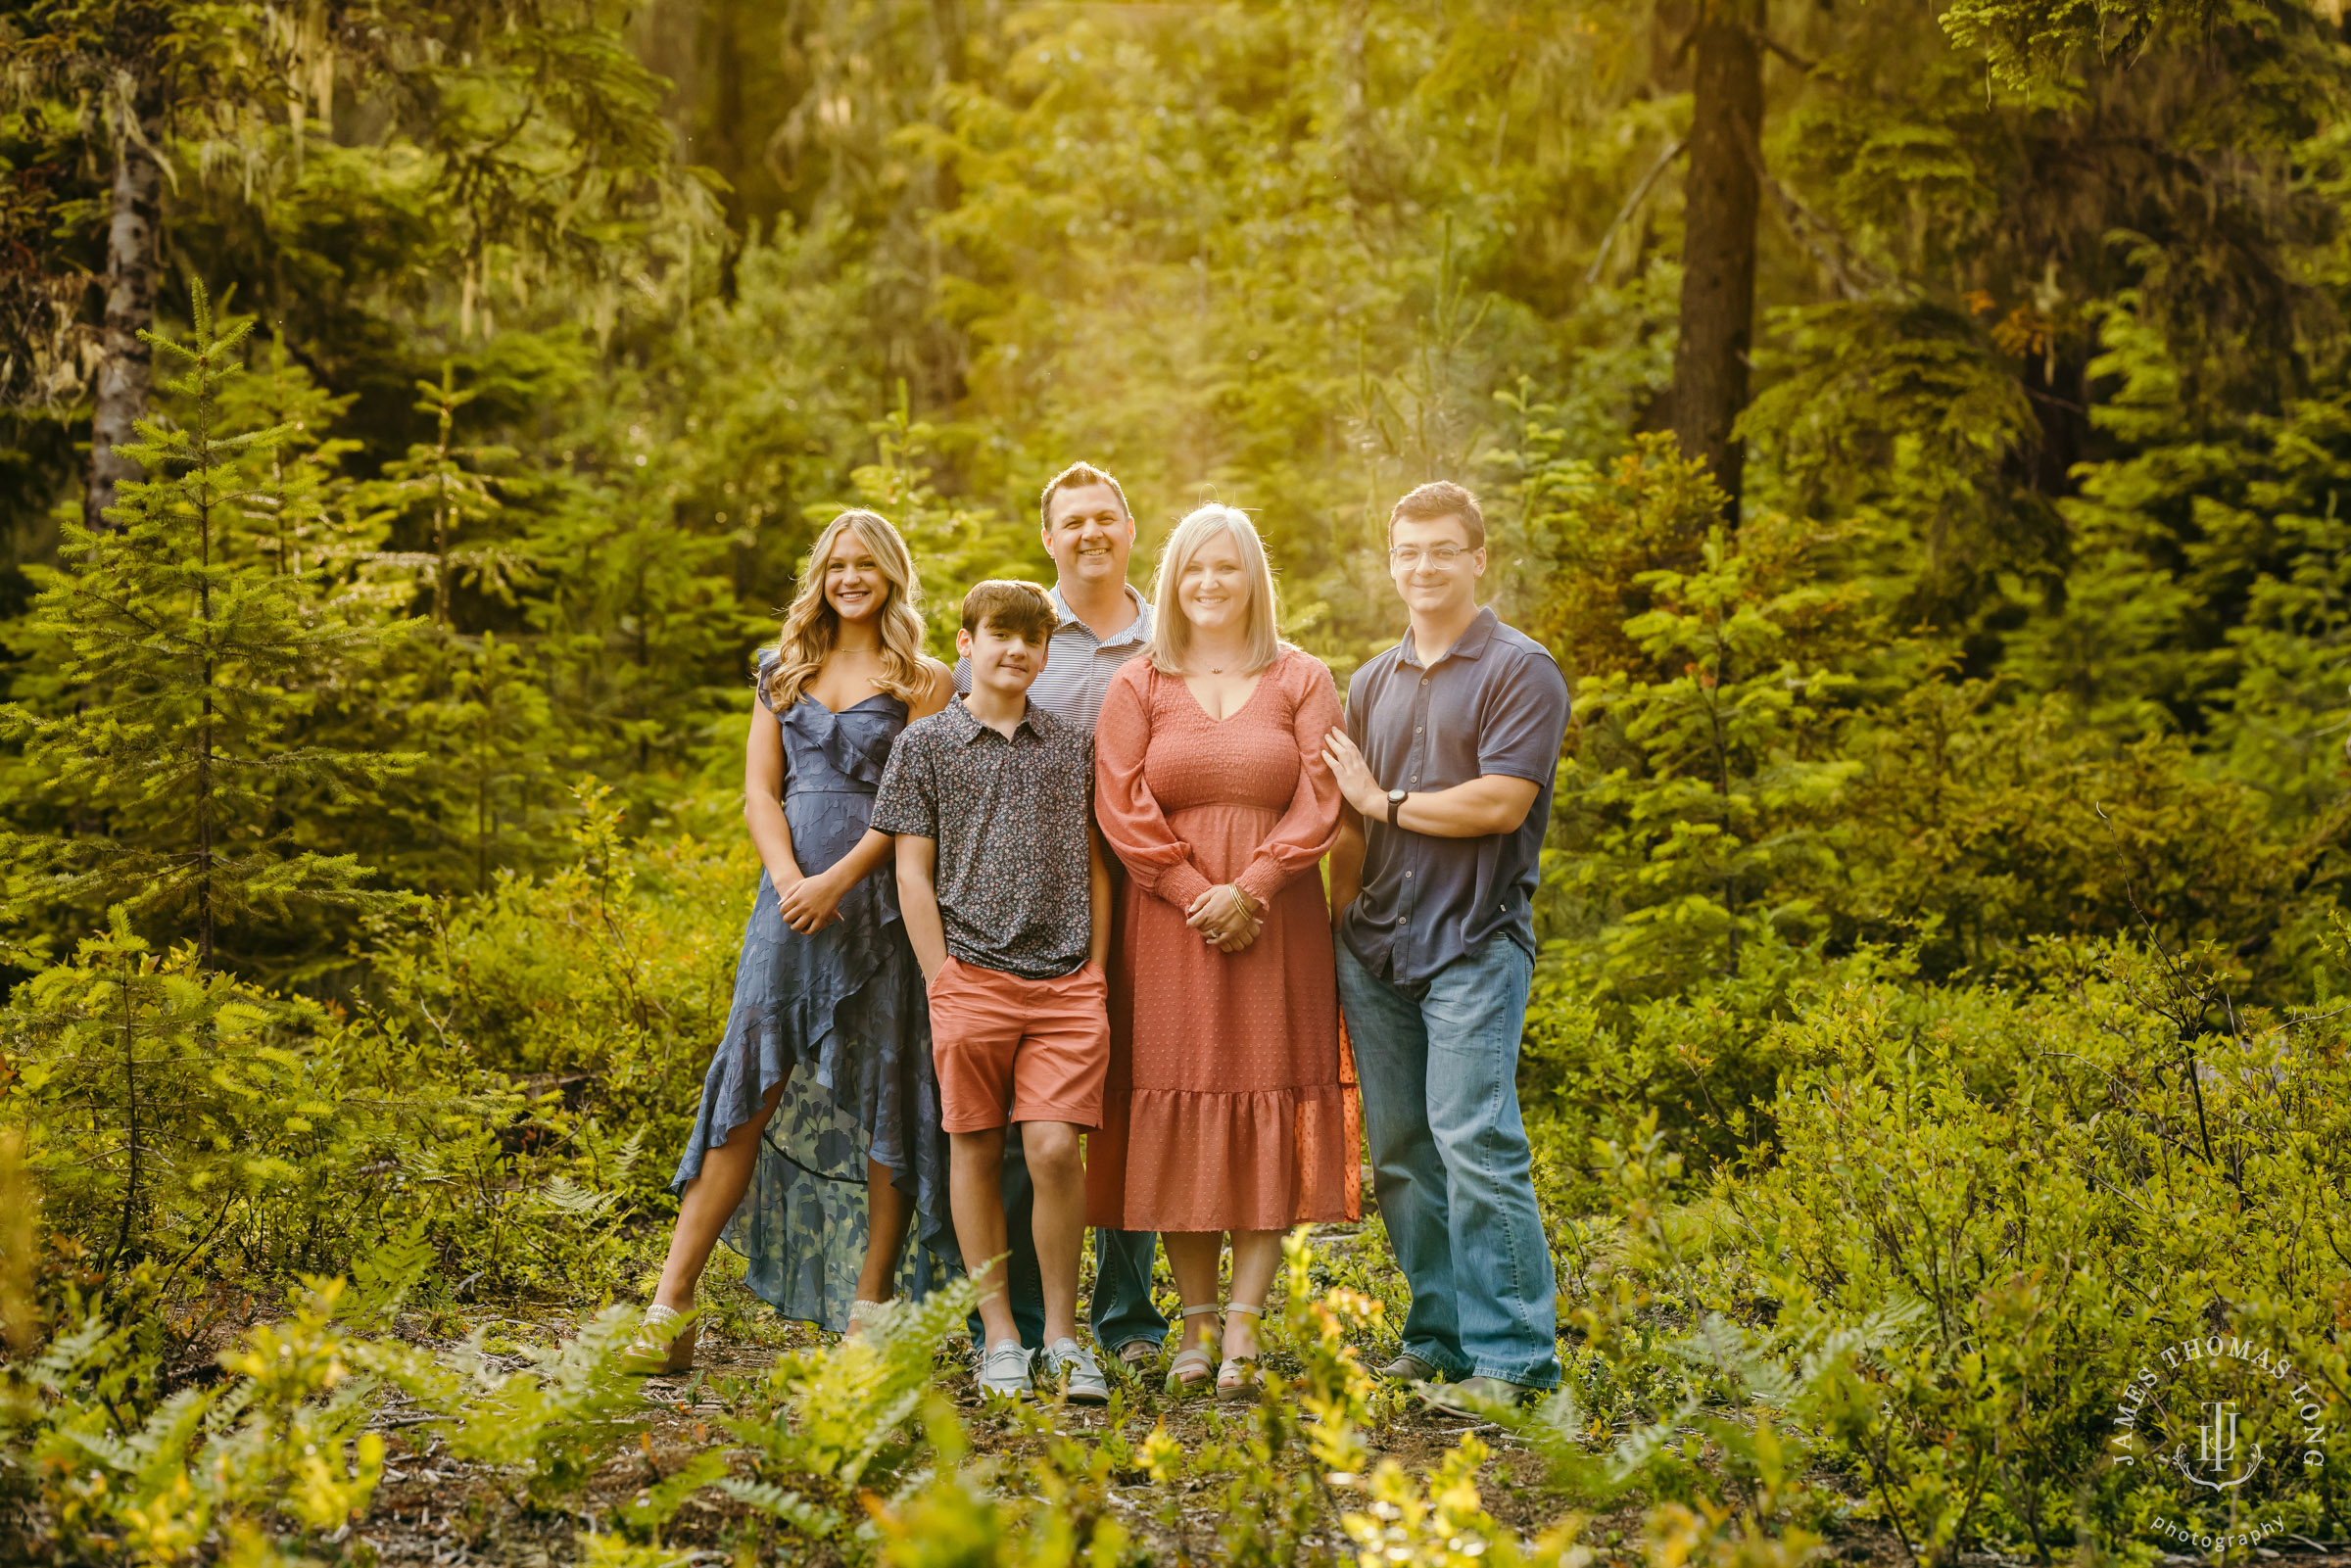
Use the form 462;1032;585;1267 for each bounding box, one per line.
763;509;931;708
1145;504;1285;676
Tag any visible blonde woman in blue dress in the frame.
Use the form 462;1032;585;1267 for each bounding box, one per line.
635;509;956;1370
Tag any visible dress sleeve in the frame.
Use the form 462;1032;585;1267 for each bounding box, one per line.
1233;654;1345;909
1094;667;1217;911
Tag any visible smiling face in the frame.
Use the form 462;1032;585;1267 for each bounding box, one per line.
956;617;1048;700
1386;513;1485;620
1042;481;1135;595
822;526;891;625
1176;527;1252;638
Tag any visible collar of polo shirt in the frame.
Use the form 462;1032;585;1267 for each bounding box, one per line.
1398;604;1500;669
944;694;1046;743
1049;583;1152;646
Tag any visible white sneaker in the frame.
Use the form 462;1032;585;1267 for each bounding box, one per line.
1041;1338;1110;1404
977;1338;1034;1399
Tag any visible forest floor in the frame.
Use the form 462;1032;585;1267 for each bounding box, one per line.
351;1321;1563;1567
148;1231;2350;1567
335;1313;2351;1568
340;1306;1647;1568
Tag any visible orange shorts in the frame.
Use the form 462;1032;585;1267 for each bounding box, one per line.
928;956;1110;1132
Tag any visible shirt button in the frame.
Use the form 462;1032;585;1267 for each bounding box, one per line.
1404;871;1412;879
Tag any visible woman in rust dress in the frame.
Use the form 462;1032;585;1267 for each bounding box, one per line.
1090;502;1355;1399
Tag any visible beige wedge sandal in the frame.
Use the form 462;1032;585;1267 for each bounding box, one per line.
1165;1303;1223;1396
625;1304;696;1375
1217;1302;1264;1402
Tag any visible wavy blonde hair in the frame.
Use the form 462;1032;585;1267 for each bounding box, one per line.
1145;504;1285;676
763;509;931;708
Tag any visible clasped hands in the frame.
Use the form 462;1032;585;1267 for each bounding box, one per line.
1186;881;1261;953
776;866;848;932
1187;728;1382;953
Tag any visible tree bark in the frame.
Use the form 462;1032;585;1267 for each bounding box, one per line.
86;125;163;532
1670;0;1763;516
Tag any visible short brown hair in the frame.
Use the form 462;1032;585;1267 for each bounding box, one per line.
1039;461;1131;530
1387;481;1485;549
959;579;1057;641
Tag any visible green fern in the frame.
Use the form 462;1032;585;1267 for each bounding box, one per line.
724;1278;977;1541
376;1303;648;1507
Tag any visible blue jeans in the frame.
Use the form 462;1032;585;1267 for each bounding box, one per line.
1337;936;1559;1389
965;1128;1167;1353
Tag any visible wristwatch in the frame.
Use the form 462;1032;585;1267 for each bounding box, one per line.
1386;787;1408;829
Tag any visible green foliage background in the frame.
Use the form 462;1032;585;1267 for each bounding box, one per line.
3;0;2350;1562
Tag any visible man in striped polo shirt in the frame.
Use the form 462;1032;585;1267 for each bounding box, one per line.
954;461;1168;1372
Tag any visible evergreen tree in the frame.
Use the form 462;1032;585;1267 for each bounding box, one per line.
1550;508;1866;998
376;367;524;633
384;631;575;896
1;284;412;971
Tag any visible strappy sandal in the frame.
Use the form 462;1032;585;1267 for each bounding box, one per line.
845;1298;888;1344
625;1304;696;1375
1217;1302;1264;1402
1164;1304;1222;1397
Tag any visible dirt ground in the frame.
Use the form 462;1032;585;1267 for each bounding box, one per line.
339;1315;2351;1568
339;1304;1651;1566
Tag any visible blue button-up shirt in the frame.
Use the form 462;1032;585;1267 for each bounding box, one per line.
954;583;1154;734
1338;606;1570;986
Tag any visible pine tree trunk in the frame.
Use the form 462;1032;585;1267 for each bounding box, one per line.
111;948;141;1267
1670;0;1762;516
86;124;163;532
196;344;216;970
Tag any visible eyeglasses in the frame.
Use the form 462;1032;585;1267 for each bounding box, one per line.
1387;546;1467;568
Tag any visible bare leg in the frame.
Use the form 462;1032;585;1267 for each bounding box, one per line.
1162;1230;1227;1357
1223;1229;1283;1360
950;1128;1016;1346
857;1158;914;1303
653;1080;785;1314
1022;1120;1087;1346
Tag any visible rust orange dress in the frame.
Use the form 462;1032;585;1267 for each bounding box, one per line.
1088;647;1359;1233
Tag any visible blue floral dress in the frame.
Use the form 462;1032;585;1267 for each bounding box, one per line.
670;658;957;1329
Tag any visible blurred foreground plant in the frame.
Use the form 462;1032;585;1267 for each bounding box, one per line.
4;1283;382;1564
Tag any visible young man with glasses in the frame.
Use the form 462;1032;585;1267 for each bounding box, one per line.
1319;481;1570;1415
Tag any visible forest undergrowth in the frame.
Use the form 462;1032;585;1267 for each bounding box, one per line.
5;788;2348;1567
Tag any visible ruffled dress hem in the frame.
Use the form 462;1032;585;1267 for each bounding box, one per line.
1087;1082;1357;1231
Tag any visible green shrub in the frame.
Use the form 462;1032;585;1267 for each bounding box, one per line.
1717;939;2351;1559
3;823;690;1314
364;1303;653;1509
364;784;754;1220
